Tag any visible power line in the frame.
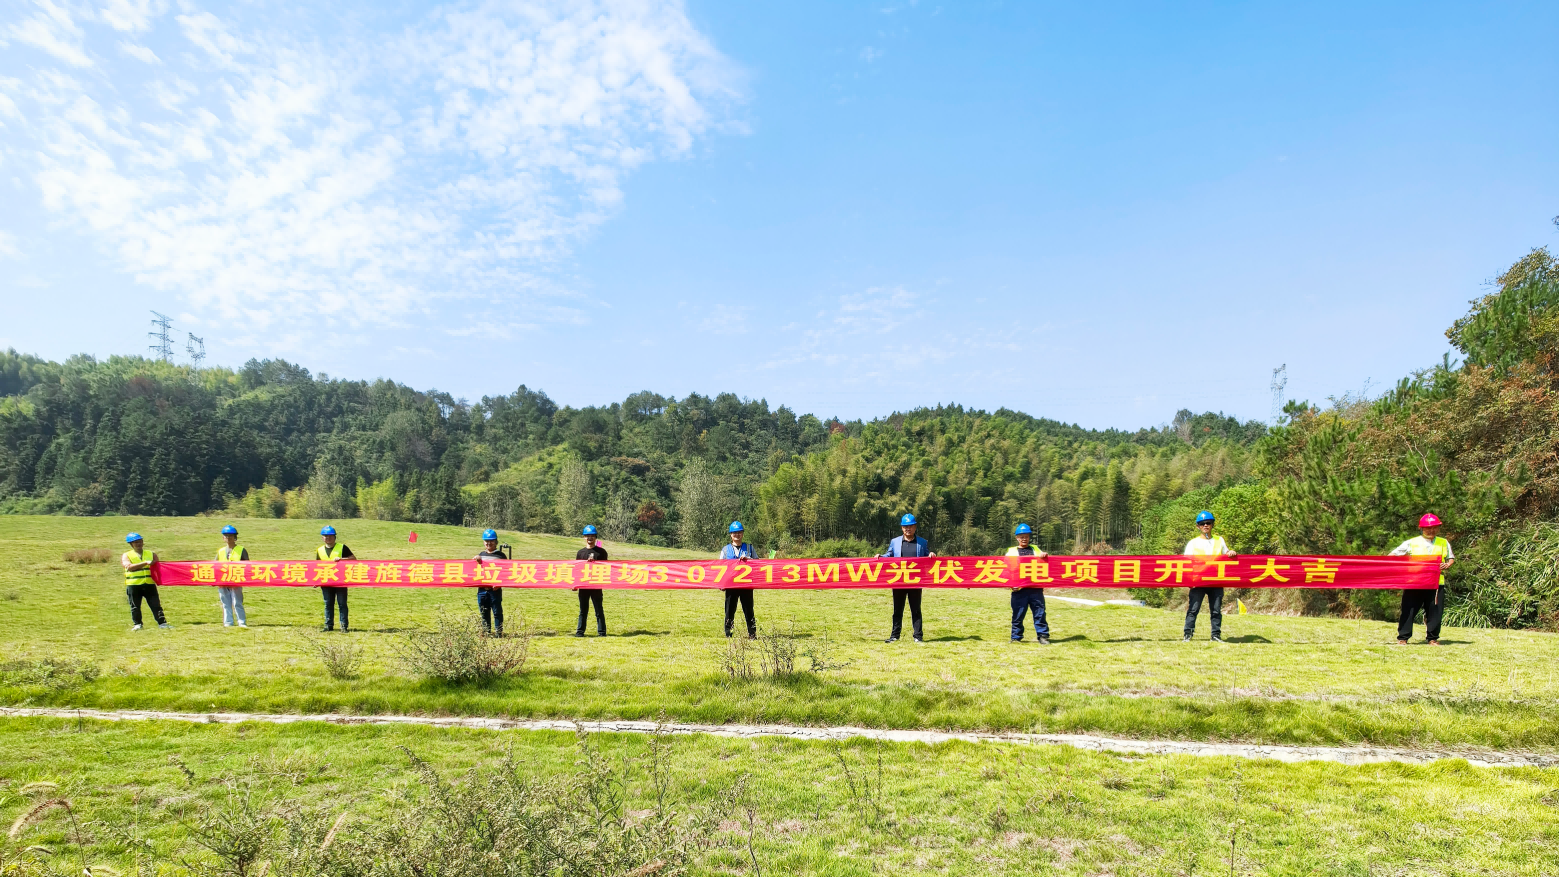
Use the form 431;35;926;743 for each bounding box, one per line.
1269;364;1287;425
148;311;174;362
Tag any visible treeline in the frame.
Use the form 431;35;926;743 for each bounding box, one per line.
0;349;1262;555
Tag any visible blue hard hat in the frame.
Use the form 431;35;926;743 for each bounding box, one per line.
1014;523;1033;535
125;532;143;543
221;525;238;535
1195;511;1215;525
728;521;744;533
899;513;917;527
321;525;336;536
482;528;498;541
582;525;598;536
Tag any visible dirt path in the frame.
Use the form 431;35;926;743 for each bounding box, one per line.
4;707;1555;769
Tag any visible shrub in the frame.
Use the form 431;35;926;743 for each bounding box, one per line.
297;632;364;680
396;612;529;684
62;548;112;563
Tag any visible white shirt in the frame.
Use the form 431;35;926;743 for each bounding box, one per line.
1183;535;1233;557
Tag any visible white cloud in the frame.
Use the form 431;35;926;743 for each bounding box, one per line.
1;0;737;335
118;41;160;63
7;0;93;68
859;46;883;62
0;231;19;259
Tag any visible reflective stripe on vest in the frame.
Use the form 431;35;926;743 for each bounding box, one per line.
316;543;344;561
124;549;153;587
216;545;246;562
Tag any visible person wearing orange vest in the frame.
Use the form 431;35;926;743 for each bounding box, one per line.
121;532;170;630
1389;513;1454;645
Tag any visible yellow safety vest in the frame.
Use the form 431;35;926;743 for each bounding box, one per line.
216;544;246;562
1400;536;1452;585
316;543;345;561
124;548;153;587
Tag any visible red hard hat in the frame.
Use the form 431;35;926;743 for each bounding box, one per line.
1419;513;1442;528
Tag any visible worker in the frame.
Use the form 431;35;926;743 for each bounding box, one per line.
316;525;355;632
574;525;608;637
472;528;506;636
880;513;931;643
1389;513;1454;646
719;522;757;638
121;532;170;630
215;524;248;628
1005;523;1052;643
1183;510;1235;642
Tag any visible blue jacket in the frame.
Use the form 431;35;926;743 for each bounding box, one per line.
880;536;929;558
720;542;754;560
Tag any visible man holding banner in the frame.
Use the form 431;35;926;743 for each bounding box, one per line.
719;522;757;638
473;529;506;636
1389;514;1453;645
881;513;931;643
574;526;608;637
316;526;355;632
1183;511;1235;642
1006;523;1051;643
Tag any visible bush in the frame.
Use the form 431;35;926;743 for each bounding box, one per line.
1451;523;1559;630
396;613;529;684
297;632;364;680
174;736;732;877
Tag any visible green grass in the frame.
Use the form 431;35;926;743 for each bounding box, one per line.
3;515;1559;749
2;717;1556;876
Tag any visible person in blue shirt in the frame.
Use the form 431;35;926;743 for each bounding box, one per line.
719;521;757;638
472;529;507;636
880;513;931;643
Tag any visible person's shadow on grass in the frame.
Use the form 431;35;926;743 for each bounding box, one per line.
1224;634;1273;644
1047;634;1089;643
926;635;983;642
616;629;670;637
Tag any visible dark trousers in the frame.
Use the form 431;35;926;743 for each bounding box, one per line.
1397;587;1445;642
1011;588;1048;640
126;584;166;625
576;589;605;635
724;589;756;637
321;586;349;630
1185;587;1223;637
891;588;924;640
478;587;504;635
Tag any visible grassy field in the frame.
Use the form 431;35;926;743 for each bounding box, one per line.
3;717;1556;876
3;516;1559;749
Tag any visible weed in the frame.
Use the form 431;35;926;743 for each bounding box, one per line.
1;592;16;602
831;742;889;829
63;548;112;564
395;612;530;684
987;802;1009;835
800;629;850;674
295;632;363;681
1101;772;1131;791
0;658;99;691
183;786;273;877
756;623;798;677
715;634;754;681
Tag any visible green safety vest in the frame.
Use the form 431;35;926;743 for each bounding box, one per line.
216;544;246;562
124;548;153;588
316;543;345;561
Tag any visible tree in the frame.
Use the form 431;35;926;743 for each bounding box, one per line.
675;459;736;550
556;456;593;536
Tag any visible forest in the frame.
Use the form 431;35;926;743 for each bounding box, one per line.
1;238;1555;628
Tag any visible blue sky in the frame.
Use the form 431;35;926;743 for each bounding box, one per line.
2;0;1555;429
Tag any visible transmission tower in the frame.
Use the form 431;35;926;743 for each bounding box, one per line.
148;311;174;361
186;333;206;371
1269;364;1288;425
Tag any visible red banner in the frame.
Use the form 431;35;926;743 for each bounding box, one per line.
151;555;1440;590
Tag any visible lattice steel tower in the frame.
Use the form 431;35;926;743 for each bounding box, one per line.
148;311;174;361
1270;364;1288;425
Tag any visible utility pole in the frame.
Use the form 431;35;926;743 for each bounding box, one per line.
148;311;174;362
186;333;206;371
1269;364;1288;425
